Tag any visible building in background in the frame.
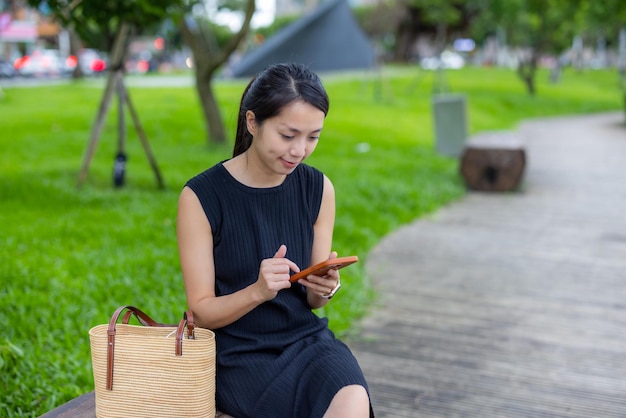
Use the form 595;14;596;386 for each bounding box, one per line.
229;0;375;77
275;0;377;18
0;0;66;61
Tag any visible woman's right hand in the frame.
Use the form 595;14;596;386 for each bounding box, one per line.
255;244;299;301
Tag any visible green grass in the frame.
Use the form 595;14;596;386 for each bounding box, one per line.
0;65;622;416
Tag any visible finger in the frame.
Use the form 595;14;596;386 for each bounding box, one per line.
272;245;301;274
327;268;340;280
262;259;299;276
297;278;333;295
328;251;337;260
274;244;287;259
299;273;335;286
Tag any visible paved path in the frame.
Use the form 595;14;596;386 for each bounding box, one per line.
349;112;626;417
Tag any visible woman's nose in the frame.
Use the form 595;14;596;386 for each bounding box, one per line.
290;139;306;157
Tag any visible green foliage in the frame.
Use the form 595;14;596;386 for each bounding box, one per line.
0;66;621;416
190;16;237;48
584;0;626;41
404;0;465;26
367;0;625;72
253;14;300;39
352;4;398;41
470;0;585;53
29;0;192;50
0;339;24;372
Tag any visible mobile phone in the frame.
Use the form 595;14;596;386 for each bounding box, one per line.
289;256;359;282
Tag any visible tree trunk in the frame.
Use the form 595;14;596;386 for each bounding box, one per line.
517;53;537;96
549;60;561;84
519;69;535;95
179;0;255;146
69;28;85;79
393;7;417;62
196;69;226;144
393;23;413;61
622;86;626;123
181;23;228;145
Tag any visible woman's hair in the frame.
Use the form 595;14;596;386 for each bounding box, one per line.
233;63;330;157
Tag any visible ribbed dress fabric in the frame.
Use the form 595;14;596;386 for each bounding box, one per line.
185;162;370;418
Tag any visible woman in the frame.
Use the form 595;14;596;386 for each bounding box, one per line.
177;63;372;418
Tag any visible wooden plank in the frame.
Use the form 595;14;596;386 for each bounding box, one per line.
40;391;230;417
40;392;95;418
349;113;626;417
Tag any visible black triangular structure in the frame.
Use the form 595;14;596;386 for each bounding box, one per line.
229;0;375;78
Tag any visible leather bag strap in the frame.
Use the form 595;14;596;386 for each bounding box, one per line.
106;306;196;390
184;310;195;339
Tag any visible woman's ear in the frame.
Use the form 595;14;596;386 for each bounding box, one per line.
246;111;256;136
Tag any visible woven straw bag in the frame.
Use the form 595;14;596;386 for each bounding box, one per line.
89;305;216;417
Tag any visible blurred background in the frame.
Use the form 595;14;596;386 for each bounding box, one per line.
1;0;624;83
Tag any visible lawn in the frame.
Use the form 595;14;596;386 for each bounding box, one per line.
0;65;622;416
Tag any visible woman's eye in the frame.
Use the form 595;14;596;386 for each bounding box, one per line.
281;134;294;139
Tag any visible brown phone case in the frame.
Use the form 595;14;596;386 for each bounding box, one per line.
289;256;359;282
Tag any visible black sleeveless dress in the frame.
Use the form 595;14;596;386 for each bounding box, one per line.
186;162;370;418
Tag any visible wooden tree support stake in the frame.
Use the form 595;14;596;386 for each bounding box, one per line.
76;23;164;189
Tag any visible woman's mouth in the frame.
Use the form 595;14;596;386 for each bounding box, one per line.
281;159;299;169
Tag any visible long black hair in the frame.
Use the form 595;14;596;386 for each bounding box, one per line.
233;63;330;157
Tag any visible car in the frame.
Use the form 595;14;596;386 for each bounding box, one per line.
75;49;107;75
420;50;465;70
14;49;65;77
63;48;107;76
0;58;17;78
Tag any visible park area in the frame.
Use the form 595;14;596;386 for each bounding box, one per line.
0;65;624;416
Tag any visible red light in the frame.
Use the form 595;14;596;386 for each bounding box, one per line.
91;59;106;72
137;60;149;73
154;37;164;50
14;55;30;69
66;55;78;68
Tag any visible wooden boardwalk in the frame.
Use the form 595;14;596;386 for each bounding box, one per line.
348;113;626;417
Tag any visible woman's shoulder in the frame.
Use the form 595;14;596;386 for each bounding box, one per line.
292;164;326;217
186;162;227;189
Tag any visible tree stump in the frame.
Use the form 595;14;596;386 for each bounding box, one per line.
460;131;526;192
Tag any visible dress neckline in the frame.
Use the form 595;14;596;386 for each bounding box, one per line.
218;161;295;192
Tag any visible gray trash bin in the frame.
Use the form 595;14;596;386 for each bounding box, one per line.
432;94;467;157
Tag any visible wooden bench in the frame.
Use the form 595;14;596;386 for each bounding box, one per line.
460;130;526;192
40;392;95;418
41;391;228;417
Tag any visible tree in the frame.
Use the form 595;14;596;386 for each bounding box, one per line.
584;0;626;46
583;0;626;119
30;0;257;152
391;0;484;62
180;0;255;145
472;0;585;95
29;0;190;65
28;0;192;187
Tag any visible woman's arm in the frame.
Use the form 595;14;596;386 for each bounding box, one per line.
177;186;298;329
300;175;340;309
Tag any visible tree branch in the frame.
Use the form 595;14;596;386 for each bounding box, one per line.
218;0;255;63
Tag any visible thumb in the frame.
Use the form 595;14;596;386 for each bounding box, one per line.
329;251;337;260
274;244;287;259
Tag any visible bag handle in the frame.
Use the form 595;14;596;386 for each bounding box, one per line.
106;306;196;390
118;305;162;326
184;309;196;339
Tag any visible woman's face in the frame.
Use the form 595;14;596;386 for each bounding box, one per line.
246;100;325;175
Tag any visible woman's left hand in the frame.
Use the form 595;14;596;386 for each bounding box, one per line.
298;252;340;298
